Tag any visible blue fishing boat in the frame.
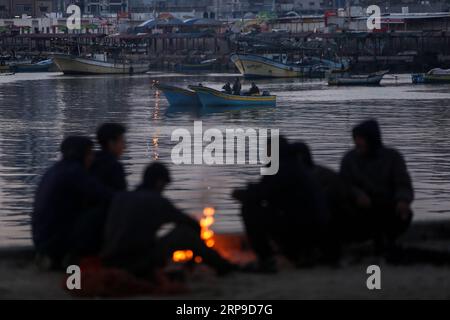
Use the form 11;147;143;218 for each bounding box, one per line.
10;59;53;73
189;85;276;108
154;83;201;107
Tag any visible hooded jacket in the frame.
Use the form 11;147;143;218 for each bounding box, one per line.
340;120;414;205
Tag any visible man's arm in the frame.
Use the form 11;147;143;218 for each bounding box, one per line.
392;150;414;204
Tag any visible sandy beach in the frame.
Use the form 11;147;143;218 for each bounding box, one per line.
1;221;449;300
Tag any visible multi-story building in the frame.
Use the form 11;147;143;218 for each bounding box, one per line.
0;0;53;18
85;0;128;15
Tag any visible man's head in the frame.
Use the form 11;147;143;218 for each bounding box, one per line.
139;162;172;193
96;123;126;157
60;136;94;169
352;119;383;156
251;82;256;87
290;142;314;168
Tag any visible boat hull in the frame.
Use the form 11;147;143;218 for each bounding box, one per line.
231;53;346;79
53;55;149;75
175;62;216;72
11;59;53;73
328;71;388;86
155;84;201;107
231;53;306;78
189;86;276;108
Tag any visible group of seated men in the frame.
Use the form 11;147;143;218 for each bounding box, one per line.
32;119;414;279
32;123;234;280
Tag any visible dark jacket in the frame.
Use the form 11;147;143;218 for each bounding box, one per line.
340;120;414;206
90;150;127;191
101;190;199;269
32;159;112;256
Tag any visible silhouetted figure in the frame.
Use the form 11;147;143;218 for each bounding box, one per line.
233;137;327;272
291;142;354;262
32;136;112;268
90;123;127;191
340;119;414;250
232;77;241;95
247;82;260;95
222;82;232;94
102;163;234;278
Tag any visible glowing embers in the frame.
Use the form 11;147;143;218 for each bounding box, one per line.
172;207;216;263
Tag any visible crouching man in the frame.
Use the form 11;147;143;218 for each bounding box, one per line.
101;162;235;278
340;119;414;251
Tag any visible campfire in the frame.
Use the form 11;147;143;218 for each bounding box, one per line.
172;207;216;263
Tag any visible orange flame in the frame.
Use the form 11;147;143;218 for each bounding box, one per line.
172;207;216;263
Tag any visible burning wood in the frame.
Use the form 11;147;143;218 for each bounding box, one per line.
172;207;216;263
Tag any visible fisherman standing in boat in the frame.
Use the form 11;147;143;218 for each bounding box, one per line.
232;77;241;95
222;82;232;94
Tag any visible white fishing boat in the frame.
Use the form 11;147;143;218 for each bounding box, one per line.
231;53;348;79
328;70;389;86
53;54;150;75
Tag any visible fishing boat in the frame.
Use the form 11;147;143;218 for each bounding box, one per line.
10;59;53;73
52;54;150;75
0;65;11;73
154;83;201;107
328;70;389;86
189;85;276;108
230;53;347;79
412;68;450;84
175;59;217;72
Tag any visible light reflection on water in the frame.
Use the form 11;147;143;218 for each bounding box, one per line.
0;73;449;246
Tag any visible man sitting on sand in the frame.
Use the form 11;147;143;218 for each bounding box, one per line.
32;136;112;268
233;137;327;273
340;119;414;251
90;123;127;192
102;162;235;279
291;142;355;263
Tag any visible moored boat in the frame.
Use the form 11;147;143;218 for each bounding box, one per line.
53;54;150;75
154;83;201;107
10;59;53;73
328;70;389;86
231;53;347;79
188;85;276;108
412;68;450;84
175;59;217;72
0;65;11;74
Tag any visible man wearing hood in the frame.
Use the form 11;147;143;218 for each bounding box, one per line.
340;119;414;249
32;136;112;268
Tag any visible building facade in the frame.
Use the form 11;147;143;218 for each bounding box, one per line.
0;0;53;18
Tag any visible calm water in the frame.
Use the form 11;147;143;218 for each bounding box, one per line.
1;72;449;246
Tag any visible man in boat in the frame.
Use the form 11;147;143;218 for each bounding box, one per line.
232;77;241;95
222;82;232;94
340;119;414;252
90;123;127;192
233;138;327;272
32;136;112;268
247;82;260;96
102;162;235;278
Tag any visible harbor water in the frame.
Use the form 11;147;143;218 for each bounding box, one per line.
0;72;449;246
